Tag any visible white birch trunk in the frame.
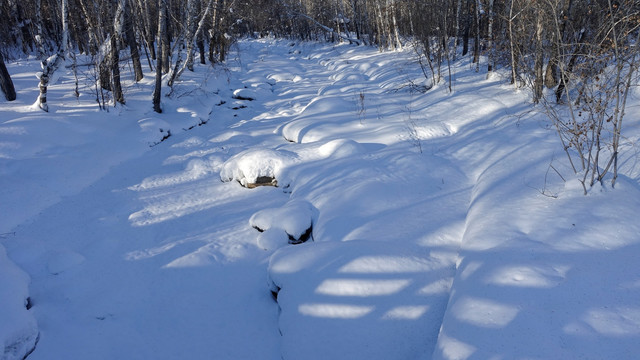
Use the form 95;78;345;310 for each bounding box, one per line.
36;54;63;112
111;0;126;104
61;0;70;56
176;0;214;82
390;0;401;49
486;0;494;74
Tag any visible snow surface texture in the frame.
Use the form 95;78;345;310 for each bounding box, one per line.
1;38;639;360
269;241;454;360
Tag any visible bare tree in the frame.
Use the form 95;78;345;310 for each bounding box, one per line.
111;0;127;105
153;0;167;113
542;0;640;192
36;0;69;112
533;2;544;102
125;0;144;82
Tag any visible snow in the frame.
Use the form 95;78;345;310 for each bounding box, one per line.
220;148;298;186
232;88;257;101
268;240;452;360
1;38;640;360
250;199;318;248
0;245;38;360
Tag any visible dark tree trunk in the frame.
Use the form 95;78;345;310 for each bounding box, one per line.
16;3;34;54
462;0;472;56
198;33;206;64
472;0;480;66
0;53;17;101
99;61;112;91
162;24;170;74
111;33;125;104
533;6;544;103
153;0;167;113
125;0;144;82
556;18;586;103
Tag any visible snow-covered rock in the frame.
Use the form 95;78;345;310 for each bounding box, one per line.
250;200;318;247
232;88;256;101
220;148;298;187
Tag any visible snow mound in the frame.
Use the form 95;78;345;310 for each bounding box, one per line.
138;117;172;146
232;88;256;101
267;73;299;83
268;240;453;360
220;148;298;187
0;246;38;360
257;228;290;251
250;200;318;247
318;139;365;158
281;96;354;143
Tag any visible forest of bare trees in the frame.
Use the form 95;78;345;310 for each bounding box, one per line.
1;0;638;102
0;0;638;190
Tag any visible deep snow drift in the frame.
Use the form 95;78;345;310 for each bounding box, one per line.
1;39;640;359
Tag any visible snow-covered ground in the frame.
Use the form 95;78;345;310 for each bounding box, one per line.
2;38;640;359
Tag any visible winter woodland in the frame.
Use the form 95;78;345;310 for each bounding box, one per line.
1;1;640;359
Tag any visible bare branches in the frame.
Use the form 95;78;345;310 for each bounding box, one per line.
538;0;640;193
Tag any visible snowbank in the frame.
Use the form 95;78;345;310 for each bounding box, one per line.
0;245;38;360
433;119;640;359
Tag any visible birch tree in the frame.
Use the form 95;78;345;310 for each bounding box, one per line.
110;0;126;104
170;0;214;85
36;0;69;112
125;0;144;82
